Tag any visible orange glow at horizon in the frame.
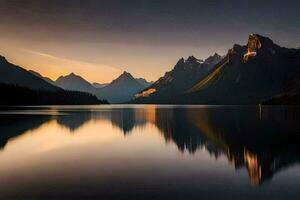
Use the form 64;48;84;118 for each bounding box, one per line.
0;45;123;83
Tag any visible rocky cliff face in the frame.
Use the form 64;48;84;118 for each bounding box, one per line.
243;34;262;62
132;53;222;103
243;34;278;62
185;33;300;104
132;33;300;105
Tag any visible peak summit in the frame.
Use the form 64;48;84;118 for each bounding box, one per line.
119;71;134;79
205;53;222;64
213;53;221;57
56;72;85;82
176;58;185;65
186;56;204;64
108;71;142;88
0;55;8;63
58;72;77;78
121;71;131;76
243;34;276;62
249;34;274;46
186;56;197;62
115;71;136;81
247;34;274;52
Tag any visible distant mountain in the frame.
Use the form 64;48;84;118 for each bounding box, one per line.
30;68;151;103
0;57;108;104
29;70;56;85
0;55;60;91
135;78;153;87
55;73;96;94
96;71;146;103
184;34;300;104
133;53;222;103
92;82;108;88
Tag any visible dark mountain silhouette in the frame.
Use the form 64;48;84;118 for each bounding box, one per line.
184;34;300;104
132;53;222;103
0;57;108;105
0;55;60;91
96;71;146;103
55;72;96;94
0;83;107;105
92;82;108;88
29;70;56;85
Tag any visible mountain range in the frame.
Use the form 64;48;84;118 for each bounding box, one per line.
0;56;106;105
0;56;60;91
133;34;300;104
1;33;299;105
29;69;152;103
134;53;222;103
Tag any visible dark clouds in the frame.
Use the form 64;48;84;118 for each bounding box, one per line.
1;0;299;47
0;0;299;82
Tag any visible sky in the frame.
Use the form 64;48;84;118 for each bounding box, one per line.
0;0;299;83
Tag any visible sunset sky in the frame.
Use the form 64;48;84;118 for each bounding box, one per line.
0;0;299;83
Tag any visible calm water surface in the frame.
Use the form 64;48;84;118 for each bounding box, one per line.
0;105;300;199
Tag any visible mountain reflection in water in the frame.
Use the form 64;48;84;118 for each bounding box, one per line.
0;105;300;191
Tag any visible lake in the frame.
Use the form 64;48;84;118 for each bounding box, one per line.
0;105;300;199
